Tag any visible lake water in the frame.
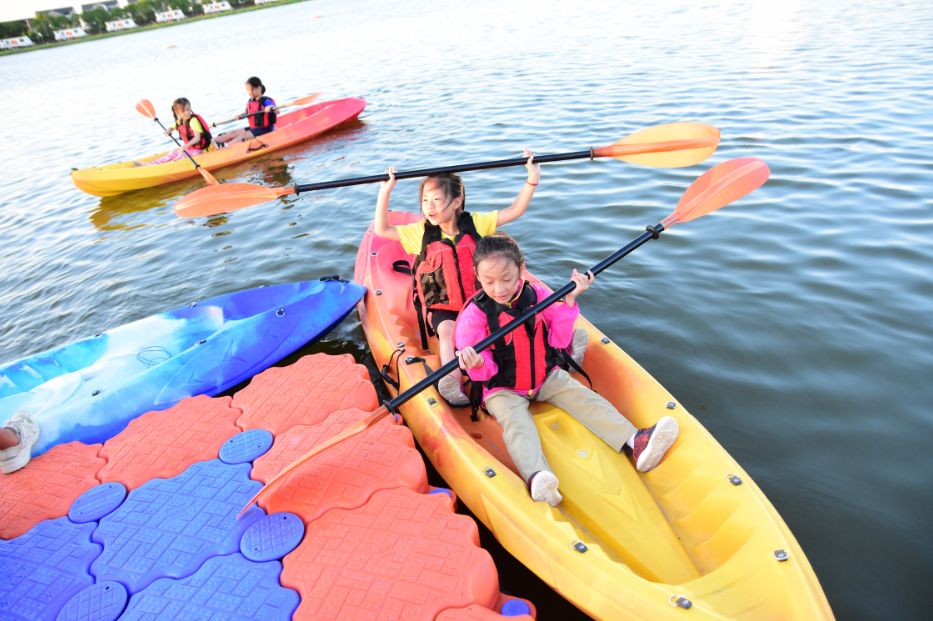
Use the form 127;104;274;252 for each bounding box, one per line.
3;0;932;618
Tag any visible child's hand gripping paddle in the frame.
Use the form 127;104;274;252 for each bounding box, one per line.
236;157;771;518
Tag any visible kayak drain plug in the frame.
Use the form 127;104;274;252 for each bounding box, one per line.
774;549;789;562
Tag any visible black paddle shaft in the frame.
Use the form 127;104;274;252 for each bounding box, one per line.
293;150;595;194
384;223;665;412
153;117;206;171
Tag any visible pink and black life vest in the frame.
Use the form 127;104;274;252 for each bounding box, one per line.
246;96;276;130
469;281;563;396
177;113;212;151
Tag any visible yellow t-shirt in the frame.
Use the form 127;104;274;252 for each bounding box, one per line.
396;211;498;256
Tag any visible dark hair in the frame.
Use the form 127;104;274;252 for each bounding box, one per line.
419;173;466;214
246;76;266;95
474;232;524;269
170;97;191;123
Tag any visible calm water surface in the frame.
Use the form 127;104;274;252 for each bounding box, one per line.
3;1;932;618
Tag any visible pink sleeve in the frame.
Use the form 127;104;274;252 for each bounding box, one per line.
533;283;579;350
454;304;499;382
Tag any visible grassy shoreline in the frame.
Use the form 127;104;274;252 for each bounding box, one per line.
0;0;309;57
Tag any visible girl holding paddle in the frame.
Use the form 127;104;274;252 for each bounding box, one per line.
455;233;679;506
215;76;277;147
375;150;559;407
136;98;213;166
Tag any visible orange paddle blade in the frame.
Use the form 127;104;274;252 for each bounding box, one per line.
237;407;391;518
662;157;770;228
135;99;156;119
174;182;295;217
592;122;720;168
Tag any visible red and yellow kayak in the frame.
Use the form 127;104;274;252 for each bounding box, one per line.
354;212;834;620
71;97;366;197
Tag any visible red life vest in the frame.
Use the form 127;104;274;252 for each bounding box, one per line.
412;211;481;314
246;96;276;130
469;281;562;396
177;113;212;151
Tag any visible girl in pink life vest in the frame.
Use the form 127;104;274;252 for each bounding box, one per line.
374;150;541;407
214;76;277;147
455;233;680;506
139;98;213;166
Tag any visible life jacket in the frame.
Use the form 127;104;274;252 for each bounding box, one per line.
470;281;563;397
462;281;591;421
409;211;482;347
246;96;276;130
177;113;212;151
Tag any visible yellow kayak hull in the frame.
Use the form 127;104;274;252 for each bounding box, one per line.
354;214;833;620
70;97;365;197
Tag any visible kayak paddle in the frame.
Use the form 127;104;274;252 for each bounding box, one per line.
175;122;721;218
236;156;770;517
211;92;323;127
135;99;219;186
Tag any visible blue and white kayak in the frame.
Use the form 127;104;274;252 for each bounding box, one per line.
0;277;365;456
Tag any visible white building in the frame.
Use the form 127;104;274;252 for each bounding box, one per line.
105;18;136;32
1;36;35;49
154;9;186;23
203;2;232;15
53;26;87;40
254;0;280;5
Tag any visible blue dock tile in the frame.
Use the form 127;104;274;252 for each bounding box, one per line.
219;429;274;464
240;512;305;562
119;553;299;621
89;459;263;593
0;517;101;621
55;581;128;621
68;483;128;524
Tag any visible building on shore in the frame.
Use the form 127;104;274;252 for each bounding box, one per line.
53;26;86;40
105;18;136;32
1;36;35;49
203;2;233;15
154;9;186;24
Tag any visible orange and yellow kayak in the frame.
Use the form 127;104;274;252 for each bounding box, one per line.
354;212;833;620
71;97;365;197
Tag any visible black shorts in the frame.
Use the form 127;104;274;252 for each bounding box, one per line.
248;126;275;137
428;309;459;333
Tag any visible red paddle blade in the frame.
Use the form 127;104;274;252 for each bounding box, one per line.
593;122;720;168
662;157;770;228
174;183;295;217
237;407;390;518
135;99;156;119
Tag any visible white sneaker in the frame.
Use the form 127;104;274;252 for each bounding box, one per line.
1;412;40;474
631;416;679;472
438;373;470;407
530;470;562;506
569;327;589;367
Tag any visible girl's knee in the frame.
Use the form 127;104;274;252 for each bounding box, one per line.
435;320;455;339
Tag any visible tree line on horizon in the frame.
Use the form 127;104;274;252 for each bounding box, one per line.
1;0;260;42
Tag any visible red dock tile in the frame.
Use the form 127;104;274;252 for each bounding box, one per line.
97;395;241;489
233;354;379;435
251;409;427;521
0;442;105;539
282;487;499;621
